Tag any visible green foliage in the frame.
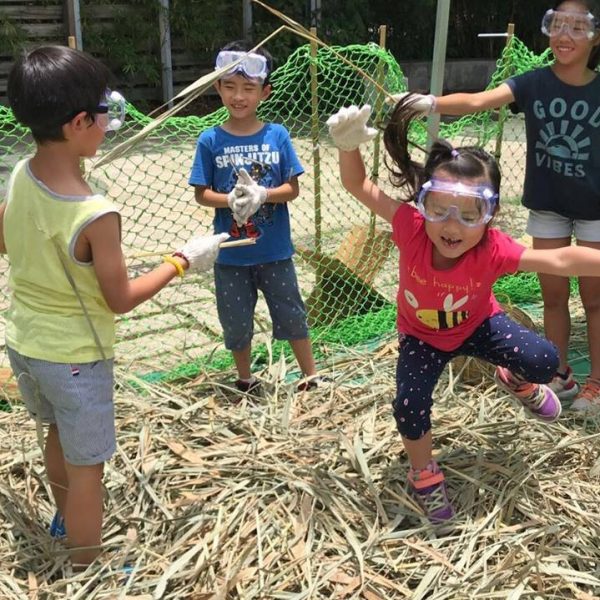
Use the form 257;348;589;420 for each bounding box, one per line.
80;0;241;92
0;14;26;56
81;1;161;85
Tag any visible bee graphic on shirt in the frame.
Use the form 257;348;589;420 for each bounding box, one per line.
404;290;469;330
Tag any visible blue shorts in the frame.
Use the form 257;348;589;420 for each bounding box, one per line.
214;259;309;350
7;346;115;466
526;210;600;242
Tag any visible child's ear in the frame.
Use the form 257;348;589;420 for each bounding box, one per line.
261;84;272;101
63;111;90;137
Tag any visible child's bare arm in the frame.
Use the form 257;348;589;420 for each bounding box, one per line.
194;185;228;208
338;149;398;224
519;246;600;278
262;175;299;203
434;83;515;115
83;213;188;314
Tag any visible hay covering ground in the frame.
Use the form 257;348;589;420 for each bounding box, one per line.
1;335;599;599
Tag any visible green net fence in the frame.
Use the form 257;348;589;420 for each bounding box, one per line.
0;37;588;388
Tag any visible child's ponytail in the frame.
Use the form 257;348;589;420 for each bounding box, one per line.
383;94;501;201
383;94;427;200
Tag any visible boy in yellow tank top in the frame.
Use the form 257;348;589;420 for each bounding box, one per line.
0;45;228;567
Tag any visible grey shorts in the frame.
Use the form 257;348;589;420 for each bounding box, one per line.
214;259;309;350
526;210;600;242
7;346;116;466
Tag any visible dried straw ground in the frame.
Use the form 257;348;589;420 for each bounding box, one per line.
1;336;599;600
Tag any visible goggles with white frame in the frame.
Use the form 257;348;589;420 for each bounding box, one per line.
416;179;499;227
96;89;126;131
541;9;599;40
215;50;268;82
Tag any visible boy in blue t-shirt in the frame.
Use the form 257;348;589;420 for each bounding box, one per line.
189;40;326;394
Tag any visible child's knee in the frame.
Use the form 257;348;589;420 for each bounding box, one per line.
514;340;559;382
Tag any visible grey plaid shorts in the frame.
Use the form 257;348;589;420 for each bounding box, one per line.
7;346;116;466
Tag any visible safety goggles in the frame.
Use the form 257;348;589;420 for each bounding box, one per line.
416;179;498;227
215;50;268;82
95;89;126;131
541;9;599;40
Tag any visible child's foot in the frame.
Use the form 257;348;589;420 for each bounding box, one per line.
296;375;333;392
408;460;454;523
234;377;261;397
49;511;66;539
548;366;580;401
494;366;561;422
571;377;600;412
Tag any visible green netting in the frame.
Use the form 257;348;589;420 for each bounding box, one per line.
0;37;587;383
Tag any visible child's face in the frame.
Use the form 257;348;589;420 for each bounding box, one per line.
216;74;270;121
423;171;496;267
547;2;600;66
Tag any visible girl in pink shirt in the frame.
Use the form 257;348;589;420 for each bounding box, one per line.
327;96;600;523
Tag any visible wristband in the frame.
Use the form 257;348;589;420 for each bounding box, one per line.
172;251;190;269
163;255;185;278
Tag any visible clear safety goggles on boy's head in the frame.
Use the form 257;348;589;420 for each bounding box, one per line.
215;50;268;82
416;179;499;227
541;9;599;40
95;89;126;131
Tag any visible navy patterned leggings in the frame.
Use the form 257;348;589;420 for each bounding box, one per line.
393;312;559;440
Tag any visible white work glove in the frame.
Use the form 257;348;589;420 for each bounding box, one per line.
177;232;229;273
326;104;378;152
385;92;436;115
227;168;268;226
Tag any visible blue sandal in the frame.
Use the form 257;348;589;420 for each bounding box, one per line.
49;511;66;538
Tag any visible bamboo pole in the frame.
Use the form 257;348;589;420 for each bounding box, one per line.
368;25;387;237
494;23;515;163
309;26;323;285
426;0;451;150
65;0;82;50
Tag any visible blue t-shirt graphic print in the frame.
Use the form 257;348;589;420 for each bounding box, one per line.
189;123;304;265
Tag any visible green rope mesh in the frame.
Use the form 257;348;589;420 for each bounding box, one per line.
0;38;586;388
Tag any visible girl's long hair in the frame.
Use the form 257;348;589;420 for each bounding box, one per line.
383;94;501;203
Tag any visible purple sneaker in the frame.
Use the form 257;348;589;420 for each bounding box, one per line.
495;366;562;423
408;460;454;523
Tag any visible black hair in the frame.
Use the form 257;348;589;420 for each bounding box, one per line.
7;45;111;143
218;40;273;86
383;94;501;204
552;0;600;69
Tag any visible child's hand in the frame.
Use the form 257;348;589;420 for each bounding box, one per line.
326;105;378;152
177;232;229;272
228;168;268;225
385;92;436;114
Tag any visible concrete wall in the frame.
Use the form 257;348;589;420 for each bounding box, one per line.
399;59;498;93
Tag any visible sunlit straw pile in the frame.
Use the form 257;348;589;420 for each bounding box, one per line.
1;333;599;599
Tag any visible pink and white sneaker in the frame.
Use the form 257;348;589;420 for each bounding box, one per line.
571;377;600;412
495;366;562;422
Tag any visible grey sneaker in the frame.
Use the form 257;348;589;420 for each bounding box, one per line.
548;366;580;401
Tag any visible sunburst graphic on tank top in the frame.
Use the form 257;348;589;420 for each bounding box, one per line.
535;120;590;160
